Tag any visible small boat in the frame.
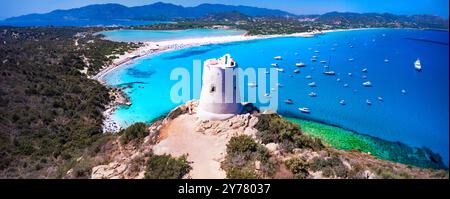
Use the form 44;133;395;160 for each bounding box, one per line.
293;69;300;73
308;82;316;87
277;83;284;87
248;82;257;87
309;92;317;97
384;59;389;63
401;89;407;95
314;50;320;53
320;60;327;64
348;73;352;76
274;56;282;60
362;68;368;73
362;81;372;87
305;75;312;79
323;71;336;75
377;97;384;101
340;100;346;105
348;58;354;62
349;45;354;48
265;71;270;74
299;107;310;113
414;59;422;71
312;55;317;58
311;58;317;62
284;99;294;104
362;75;367;79
343;83;349;87
276;68;285;72
271;63;278;67
366;99;372;106
336;78;341;82
264;93;270;97
296;63;306;67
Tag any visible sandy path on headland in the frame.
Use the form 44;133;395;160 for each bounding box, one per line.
153;114;227;179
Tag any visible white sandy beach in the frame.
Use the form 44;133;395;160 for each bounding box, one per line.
93;28;373;132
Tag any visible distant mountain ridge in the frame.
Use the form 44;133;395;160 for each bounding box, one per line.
5;2;295;21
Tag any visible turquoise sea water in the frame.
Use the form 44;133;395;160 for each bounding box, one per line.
102;29;449;167
99;29;247;42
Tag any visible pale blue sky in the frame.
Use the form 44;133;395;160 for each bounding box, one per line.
1;0;448;19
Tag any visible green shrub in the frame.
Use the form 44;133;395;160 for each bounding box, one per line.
119;122;149;145
226;135;258;154
285;158;309;179
144;154;191;179
226;168;260;179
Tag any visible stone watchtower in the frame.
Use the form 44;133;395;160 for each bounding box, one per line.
197;54;243;120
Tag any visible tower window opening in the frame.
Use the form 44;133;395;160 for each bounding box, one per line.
210;85;216;93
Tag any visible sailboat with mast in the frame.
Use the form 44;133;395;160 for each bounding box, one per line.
323;55;336;76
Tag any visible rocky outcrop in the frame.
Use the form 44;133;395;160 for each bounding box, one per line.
88;100;448;179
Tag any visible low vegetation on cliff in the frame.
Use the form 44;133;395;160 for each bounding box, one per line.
0;27;137;178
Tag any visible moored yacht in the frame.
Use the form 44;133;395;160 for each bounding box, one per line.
340;100;346;105
323;71;336;75
274;56;282;60
296;62;306;67
248;82;257;87
293;69;300;73
271;63;278;67
299;107;310;113
366;99;372;105
308;82;316;87
284;99;294;104
362;81;372;87
309;92;317;97
414;58;422;71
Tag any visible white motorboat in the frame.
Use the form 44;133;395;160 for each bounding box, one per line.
362;68;368;72
384;58;389;63
401;89;407;95
308;82;316;87
274;56;282;60
305;75;312;79
348;72;352;76
344;83;349;87
276;68;285;72
362;81;372;87
309;92;317;97
314;50;320;53
323;71;336;75
366;99;372;106
336;78;341;82
414;59;422;71
340;100;346;105
284;99;294;104
348;58;354;62
271;63;278;67
293;69;300;73
248;82;257;87
377;97;384;101
299;107;310;113
320;60;327;64
296;62;306;67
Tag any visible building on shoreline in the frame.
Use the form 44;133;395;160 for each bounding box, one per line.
197;54;243;120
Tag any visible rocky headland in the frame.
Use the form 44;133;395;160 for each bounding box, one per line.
68;100;448;179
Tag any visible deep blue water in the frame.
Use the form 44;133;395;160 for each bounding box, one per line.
102;29;449;165
0;19;166;27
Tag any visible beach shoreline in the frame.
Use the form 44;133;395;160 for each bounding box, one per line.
92;28;383;133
